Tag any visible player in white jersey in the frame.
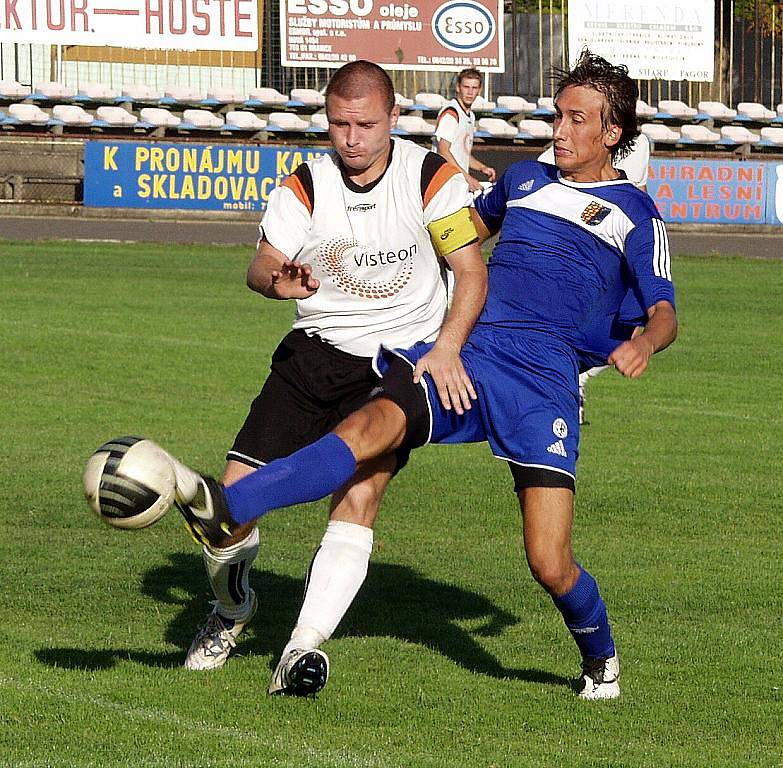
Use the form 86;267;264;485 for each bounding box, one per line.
178;61;487;686
435;68;496;193
539;124;652;423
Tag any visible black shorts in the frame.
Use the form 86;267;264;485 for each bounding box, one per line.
228;330;411;471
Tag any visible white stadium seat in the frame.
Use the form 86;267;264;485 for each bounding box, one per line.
77;82;120;100
267;112;311;130
33;81;76;99
164;85;205;103
760;126;783;144
516;119;553;138
680;124;720;143
52;104;94;125
395;115;435;134
96;106;138;126
248;87;288;104
720;125;760;143
139;107;181;127
477;117;517;137
0;79;32;98
736;102;775;121
472;96;496;111
636;100;657;118
207;86;246;103
496;95;536;114
414;92;446;110
657;100;697;118
641;123;681;143
122;83;163;101
310;112;329;130
536;97;555;113
290;88;325;106
182;109;225;129
395;92;414;107
697;101;737;119
225;111;267;130
777;103;783;118
8;103;50;124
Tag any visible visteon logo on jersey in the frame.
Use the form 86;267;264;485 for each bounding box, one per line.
318;237;415;299
431;0;496;53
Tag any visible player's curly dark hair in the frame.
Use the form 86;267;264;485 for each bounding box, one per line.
553;49;639;160
325;60;395;115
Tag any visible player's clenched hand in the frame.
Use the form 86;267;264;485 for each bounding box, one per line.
608;335;655;379
270;260;320;299
412;345;477;415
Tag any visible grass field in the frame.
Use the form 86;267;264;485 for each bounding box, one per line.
0;239;780;768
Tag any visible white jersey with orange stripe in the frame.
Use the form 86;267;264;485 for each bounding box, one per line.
433;98;476;173
260;138;473;358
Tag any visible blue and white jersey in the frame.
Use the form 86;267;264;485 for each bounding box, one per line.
473;160;675;365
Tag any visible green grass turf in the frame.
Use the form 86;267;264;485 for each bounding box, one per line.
0;240;780;767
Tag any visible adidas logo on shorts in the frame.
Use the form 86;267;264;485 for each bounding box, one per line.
546;439;567;457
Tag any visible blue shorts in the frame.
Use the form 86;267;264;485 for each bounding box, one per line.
376;327;581;482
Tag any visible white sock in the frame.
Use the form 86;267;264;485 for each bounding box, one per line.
202;527;260;621
283;521;373;655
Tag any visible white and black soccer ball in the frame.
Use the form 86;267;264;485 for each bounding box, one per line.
83;436;176;529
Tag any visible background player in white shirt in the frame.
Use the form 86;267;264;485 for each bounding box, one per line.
435;68;496;193
179;61;487;684
539;132;652;422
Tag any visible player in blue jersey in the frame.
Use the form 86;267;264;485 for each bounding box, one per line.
168;50;678;700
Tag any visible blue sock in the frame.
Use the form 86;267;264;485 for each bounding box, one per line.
223;433;357;525
552;566;615;660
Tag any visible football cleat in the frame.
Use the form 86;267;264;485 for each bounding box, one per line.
176;476;235;548
268;648;330;696
578;652;620;700
184;590;257;671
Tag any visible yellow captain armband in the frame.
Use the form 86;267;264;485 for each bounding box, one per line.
427;207;479;257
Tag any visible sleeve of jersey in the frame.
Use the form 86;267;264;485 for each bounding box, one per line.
434;108;459;142
258;167;313;256
624;216;676;311
472;171;509;232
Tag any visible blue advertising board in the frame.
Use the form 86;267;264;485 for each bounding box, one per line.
83;141;331;213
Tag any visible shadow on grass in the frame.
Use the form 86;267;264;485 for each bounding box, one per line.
35;551;569;688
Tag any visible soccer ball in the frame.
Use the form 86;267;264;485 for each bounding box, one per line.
83;436;177;529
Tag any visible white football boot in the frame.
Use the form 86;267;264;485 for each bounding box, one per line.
184;590;257;671
578;652;620;700
268;648;330;696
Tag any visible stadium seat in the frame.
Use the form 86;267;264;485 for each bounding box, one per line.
759;126;783;145
395;92;414;108
121;83;164;102
641;123;681;143
310;112;329;130
95;106;139;127
139;107;181;127
736;102;775;121
656;100;697;118
52;104;94;125
516;119;553;139
534;97;555;115
266;112;311;131
225;111;267;131
0;79;32;98
163;86;206;103
495;95;536;114
207;86;246;103
472;96;496;111
32;81;76;100
636;99;657;118
8;103;52;124
247;87;289;104
696;101;737;119
476;117;517;138
680;124;720;144
290;88;325;106
181;109;225;129
414;92;446;111
76;82;121;101
720;125;760;143
394;115;435;134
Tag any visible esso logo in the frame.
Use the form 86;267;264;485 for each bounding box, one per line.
431;0;495;52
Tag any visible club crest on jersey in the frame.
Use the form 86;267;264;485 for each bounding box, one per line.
581;201;611;226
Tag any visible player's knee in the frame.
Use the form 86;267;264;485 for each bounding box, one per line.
527;554;577;597
330;484;381;526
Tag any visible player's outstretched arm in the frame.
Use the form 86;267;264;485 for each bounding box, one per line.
608;300;678;378
247;237;320;300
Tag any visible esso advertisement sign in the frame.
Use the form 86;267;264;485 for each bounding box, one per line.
431;0;495;52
